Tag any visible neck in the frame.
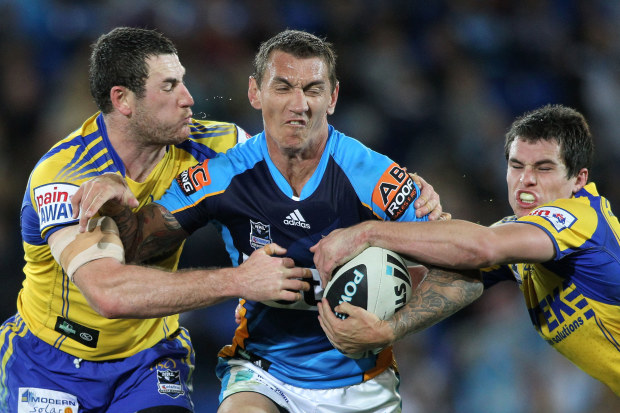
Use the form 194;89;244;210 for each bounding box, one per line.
267;135;327;198
104;114;166;183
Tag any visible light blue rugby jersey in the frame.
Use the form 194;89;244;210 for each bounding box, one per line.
156;125;427;388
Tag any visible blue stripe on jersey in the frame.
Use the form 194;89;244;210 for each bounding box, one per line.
176;139;217;162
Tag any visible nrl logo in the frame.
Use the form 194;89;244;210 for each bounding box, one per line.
250;220;272;250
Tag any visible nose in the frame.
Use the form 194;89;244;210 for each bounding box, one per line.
520;167;536;186
179;83;194;107
289;88;309;113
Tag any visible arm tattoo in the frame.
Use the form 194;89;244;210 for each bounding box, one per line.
133;205;187;263
109;203;187;264
389;267;483;341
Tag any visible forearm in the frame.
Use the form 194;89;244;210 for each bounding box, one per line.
362;220;497;269
74;260;241;318
387;267;483;342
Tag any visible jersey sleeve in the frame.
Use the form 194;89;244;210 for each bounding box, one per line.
515;197;596;260
26;155;83;242
331;134;428;223
155;151;240;235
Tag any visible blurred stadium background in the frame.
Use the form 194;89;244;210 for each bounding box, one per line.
1;0;619;411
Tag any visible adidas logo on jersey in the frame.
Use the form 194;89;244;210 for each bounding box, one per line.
283;209;311;229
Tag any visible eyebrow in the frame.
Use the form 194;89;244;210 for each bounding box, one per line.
509;157;558;166
273;76;326;90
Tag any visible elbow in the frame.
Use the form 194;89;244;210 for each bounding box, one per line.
88;291;130;319
468;236;502;268
447;236;498;269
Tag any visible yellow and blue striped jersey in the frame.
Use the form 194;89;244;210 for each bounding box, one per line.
18;112;246;361
483;182;620;395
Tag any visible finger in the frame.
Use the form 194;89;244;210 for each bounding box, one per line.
409;172;421;186
263;243;274;255
425;200;443;221
280;290;303;302
285;278;310;292
71;186;85;219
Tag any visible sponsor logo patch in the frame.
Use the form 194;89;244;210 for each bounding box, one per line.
33;183;79;231
283;209;310;229
371;163;416;220
19;387;79;413
176;161;211;195
529;206;576;232
250;220;272;250
54;317;99;348
157;369;185;398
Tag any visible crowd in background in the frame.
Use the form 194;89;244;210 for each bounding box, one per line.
1;0;619;411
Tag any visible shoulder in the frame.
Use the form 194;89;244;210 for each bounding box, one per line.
186;119;250;154
328;128;423;221
172;133;265;197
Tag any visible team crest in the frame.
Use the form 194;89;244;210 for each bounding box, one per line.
529;206;576;232
156;369;184;399
250;220;272;249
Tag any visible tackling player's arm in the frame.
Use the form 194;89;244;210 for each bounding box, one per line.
48;220;311;319
313;219;556;278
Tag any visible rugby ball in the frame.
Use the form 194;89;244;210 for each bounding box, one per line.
323;246;413;358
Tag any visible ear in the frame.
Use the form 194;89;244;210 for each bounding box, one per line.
572;168;588;194
248;76;262;110
110;86;132;116
326;81;339;116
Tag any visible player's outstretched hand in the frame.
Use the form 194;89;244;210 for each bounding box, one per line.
71;173;139;233
410;173;450;221
310;224;370;288
237;243;312;302
317;299;393;356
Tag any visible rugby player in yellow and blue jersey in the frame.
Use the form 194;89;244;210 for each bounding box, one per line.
0;27;312;413
313;104;620;396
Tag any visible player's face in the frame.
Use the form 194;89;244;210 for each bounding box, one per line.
248;50;339;157
506;137;585;217
130;54;194;146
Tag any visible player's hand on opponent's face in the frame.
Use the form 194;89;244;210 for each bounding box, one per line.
237;243;312;303
409;173;450;221
71;173;139;233
317;298;393;356
310;224;370;288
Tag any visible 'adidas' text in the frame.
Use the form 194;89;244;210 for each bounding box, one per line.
284;209;311;229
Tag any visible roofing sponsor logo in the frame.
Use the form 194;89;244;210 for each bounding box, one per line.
283;209;310;229
33;183;79;231
529;206;576;232
371;163;416;220
176;161;211;195
250;220;272;250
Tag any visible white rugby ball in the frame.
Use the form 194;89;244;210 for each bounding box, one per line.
323;246;413;359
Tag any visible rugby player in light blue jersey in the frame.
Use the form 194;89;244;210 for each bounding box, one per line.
313;104;620;397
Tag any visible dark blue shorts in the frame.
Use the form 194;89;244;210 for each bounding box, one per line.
0;314;195;412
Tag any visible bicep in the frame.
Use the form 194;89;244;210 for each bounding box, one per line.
488;223;556;264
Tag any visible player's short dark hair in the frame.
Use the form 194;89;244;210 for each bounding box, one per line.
89;27;178;113
252;29;338;92
504;104;594;178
